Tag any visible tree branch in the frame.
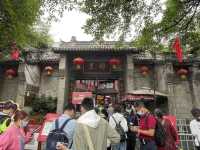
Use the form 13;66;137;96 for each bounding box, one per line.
161;5;193;33
183;1;200;30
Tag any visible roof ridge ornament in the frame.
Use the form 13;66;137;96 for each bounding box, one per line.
71;36;77;42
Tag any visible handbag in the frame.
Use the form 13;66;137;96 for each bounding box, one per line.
83;125;95;150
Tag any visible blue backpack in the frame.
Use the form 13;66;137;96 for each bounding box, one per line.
46;118;72;150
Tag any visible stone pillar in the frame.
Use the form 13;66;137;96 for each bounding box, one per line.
16;63;26;107
156;64;167;92
167;63;193;119
57;55;67;113
125;54;134;93
166;63;176;115
191;64;200;108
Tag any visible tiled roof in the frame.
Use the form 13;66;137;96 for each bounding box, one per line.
53;40;138;53
26;50;60;64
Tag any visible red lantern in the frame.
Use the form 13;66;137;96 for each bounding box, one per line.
177;68;188;79
44;66;53;76
73;57;85;70
140;65;149;76
5;69;16;79
109;58;121;69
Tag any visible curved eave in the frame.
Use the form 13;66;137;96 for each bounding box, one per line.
53;47;139;54
26;59;59;65
133;57;200;64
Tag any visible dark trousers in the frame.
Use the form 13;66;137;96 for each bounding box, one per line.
196;146;200;150
140;140;157;150
127;133;136;150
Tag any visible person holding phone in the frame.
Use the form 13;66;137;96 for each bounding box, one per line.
130;101;157;150
127;106;139;150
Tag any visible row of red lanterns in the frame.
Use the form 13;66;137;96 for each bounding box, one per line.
139;65;189;80
73;57;121;69
4;66;55;79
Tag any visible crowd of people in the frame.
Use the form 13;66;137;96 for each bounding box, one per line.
0;98;200;150
46;98;180;150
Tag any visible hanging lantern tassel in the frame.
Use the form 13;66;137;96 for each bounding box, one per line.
73;57;85;70
5;69;16;79
45;66;53;76
109;58;121;70
177;68;188;80
140;66;149;76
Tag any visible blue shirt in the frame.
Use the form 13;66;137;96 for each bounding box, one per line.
51;114;76;147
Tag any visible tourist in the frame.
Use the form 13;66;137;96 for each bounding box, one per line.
0;110;32;150
108;103;114;117
50;103;76;149
154;108;178;150
127;106;139;150
73;97;120;150
98;107;111;150
109;104;128;150
190;108;200;150
0;101;18;134
131;101;157;150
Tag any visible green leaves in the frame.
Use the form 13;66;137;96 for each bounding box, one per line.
80;0;163;40
0;0;41;50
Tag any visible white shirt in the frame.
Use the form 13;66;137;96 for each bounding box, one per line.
109;113;128;132
190;119;200;146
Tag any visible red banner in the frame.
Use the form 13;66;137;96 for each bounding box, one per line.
72;92;93;104
172;36;183;63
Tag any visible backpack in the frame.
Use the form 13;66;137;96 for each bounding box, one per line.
46;118;72;150
145;114;166;147
0;115;11;134
154;119;167;147
112;116;127;142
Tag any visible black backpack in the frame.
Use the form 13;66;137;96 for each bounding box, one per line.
145;114;166;147
154;119;167;147
46;118;72;150
112;116;127;142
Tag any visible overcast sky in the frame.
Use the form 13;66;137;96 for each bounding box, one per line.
49;10;92;42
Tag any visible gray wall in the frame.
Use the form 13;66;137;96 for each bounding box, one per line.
133;65;153;89
39;69;59;98
0;77;19;101
168;80;193;118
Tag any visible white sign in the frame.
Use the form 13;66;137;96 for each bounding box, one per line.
41;121;53;136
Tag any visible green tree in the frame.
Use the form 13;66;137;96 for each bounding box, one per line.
0;0;75;51
0;0;41;50
79;0;162;40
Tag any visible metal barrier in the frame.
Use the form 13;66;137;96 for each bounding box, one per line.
177;119;196;150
